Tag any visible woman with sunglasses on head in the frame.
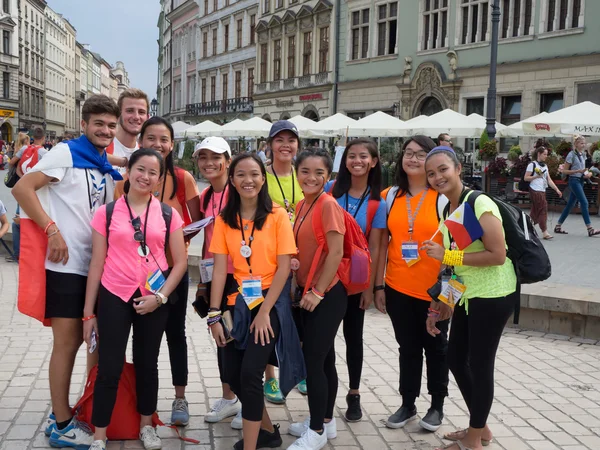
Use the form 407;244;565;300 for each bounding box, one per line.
114;116;201;426
374;136;449;433
324;138;386;422
82;149;187;450
288;149;346;450
422;146;517;450
209;153;303;450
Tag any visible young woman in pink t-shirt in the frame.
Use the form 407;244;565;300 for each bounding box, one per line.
82;149;187;450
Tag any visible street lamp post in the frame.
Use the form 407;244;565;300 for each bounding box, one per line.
485;0;501;140
151;98;159;117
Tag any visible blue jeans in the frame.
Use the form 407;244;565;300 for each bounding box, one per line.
12;221;20;259
558;177;591;226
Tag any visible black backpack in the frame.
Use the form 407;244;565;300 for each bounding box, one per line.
444;189;551;323
518;161;538;192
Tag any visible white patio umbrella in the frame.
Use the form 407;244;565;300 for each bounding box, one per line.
467;113;510;136
404;115;427;125
495;112;549;138
307;113;358;137
288;115;318;138
184;120;222;138
401;109;485;138
347;111;407;137
520;101;600;136
171;121;192;139
210;119;245;137
214;116;272;138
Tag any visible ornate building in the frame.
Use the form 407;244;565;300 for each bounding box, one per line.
44;4;67;138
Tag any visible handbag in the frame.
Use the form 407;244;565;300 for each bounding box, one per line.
4;164;19;188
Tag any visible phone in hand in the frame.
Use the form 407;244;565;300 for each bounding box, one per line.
89;330;97;354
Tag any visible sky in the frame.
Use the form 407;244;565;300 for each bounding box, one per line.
47;0;161;101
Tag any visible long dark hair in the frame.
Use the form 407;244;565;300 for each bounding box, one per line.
332;138;381;200
220;153;272;230
123;148;164;194
200;152;232;211
394;135;436;197
139;116;177;200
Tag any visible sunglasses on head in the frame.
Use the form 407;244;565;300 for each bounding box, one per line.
131;217;144;243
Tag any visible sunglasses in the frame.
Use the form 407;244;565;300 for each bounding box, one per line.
131;217;144;243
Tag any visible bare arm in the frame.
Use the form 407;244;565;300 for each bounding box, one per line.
562;161;586;176
0;213;9;239
523;170;538;182
160;228;188;298
547;176;562;195
8;156;19;167
107;154;127;168
375;229;389;287
314;231;344;294
187;196;201;223
360;228;383;310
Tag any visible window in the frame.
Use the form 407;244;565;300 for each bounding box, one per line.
500;95;521;152
287;36;296;78
201;78;206;103
260;44;267;83
318;27;329;72
350;9;369;60
250;15;256;44
237;19;243;48
377;2;397;56
203;32;208;57
204;0;208;15
248;68;254;97
466;97;485;116
303;32;312;75
222;73;228;100
1;30;10;55
3;72;8;98
211;75;216;101
263;0;270;14
578;82;600;104
422;0;448;50
546;0;583;32
540;92;564;113
2;0;8;14
224;24;229;51
273;39;281;80
459;0;489;45
235;71;241;98
276;0;283;8
213;0;218;12
502;0;533;38
212;29;217;55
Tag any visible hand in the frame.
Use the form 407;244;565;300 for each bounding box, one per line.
83;318;98;346
250;311;275;346
555;189;563;198
430;300;453;321
374;290;386;314
580;168;588;174
47;229;69;265
133;295;161;315
13;216;20;225
584;171;592;179
359;290;374;310
421;240;445;261
426;316;441;337
300;291;321;312
210;321;227;347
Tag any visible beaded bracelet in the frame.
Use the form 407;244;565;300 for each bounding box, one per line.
442;249;464;267
311;287;325;299
44;221;56;234
207;315;222;326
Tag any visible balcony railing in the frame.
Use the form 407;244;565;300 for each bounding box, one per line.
255;72;331;95
186;97;253;117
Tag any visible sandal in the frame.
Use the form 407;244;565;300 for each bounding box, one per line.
554;225;568;234
588;227;600;237
543;235;554;240
443;429;492;446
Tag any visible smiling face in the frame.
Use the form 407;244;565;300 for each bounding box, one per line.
575;137;586;151
297;156;330;197
345;144;377;178
425;152;462;195
197;148;230;181
81;113;118;150
271;131;299;163
231;157;265;200
402;140;428;177
119;98;149;136
127;155;162;195
139;124;173;160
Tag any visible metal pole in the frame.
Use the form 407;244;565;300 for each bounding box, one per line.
485;0;501;140
332;0;341;114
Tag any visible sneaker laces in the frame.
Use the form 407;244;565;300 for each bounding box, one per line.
173;398;187;412
268;378;280;392
72;418;93;435
140;426;160;444
209;398;227;413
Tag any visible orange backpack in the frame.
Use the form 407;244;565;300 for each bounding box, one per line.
301;195;372;296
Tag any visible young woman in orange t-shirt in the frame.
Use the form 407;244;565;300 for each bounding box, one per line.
374;136;449;432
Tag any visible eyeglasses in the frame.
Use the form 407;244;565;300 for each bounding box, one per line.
131;217;144;243
403;151;428;161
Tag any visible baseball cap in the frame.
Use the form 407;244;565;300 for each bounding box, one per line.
269;120;299;139
193;136;231;157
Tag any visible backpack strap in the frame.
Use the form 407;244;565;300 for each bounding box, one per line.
174;167;192;225
161;202;173;252
105;201;116;249
385;186;399;215
303;195;327;297
365;199;379;239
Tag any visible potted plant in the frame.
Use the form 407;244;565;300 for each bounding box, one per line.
509;153;532;178
478;140;499;161
546;152;563;179
507;145;522;162
555;140;572;159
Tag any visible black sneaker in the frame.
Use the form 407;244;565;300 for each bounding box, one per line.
345;394;363;422
386;406;417;429
233;424;282;449
419;407;444;432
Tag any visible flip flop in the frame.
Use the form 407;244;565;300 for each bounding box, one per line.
443;429;491;447
543;235;554;240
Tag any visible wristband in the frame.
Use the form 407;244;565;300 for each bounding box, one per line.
47;230;60;238
374;285;385;292
208;307;220;312
310;289;325;301
442;249;464;267
44;221;56;234
82;315;96;322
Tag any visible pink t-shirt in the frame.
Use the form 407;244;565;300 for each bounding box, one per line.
199;186;234;274
91;196;184;301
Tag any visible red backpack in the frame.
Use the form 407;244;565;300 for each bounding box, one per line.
301;195;372;296
18;145;42;174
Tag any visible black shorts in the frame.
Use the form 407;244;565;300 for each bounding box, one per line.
45;270;87;319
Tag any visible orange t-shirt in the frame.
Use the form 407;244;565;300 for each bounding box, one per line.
209;205;297;305
294;194;346;291
382;187;443;301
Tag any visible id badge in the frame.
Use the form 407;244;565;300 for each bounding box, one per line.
199;258;214;283
401;241;420;267
438;278;467;308
146;268;166;294
241;277;264;310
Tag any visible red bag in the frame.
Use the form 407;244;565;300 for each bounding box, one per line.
301;195;372;296
18;145;42;174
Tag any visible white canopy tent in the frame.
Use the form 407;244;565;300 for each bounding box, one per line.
183;120;222;138
213;116;272;138
519;101;600;136
347;111;406;137
307;113;358;137
172;121;192;139
288;115;318;138
400;109;486;138
496;112;550;138
467;113;510;136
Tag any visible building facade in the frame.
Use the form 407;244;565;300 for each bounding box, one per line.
157;0;172;117
99;56;111;97
87;49;101;95
18;0;45;134
75;41;83;130
63;19;76;135
44;4;66;138
252;0;335;122
111;61;130;95
0;0;20;142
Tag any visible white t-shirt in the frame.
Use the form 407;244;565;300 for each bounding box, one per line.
111;137;138;174
526;161;548;192
30;147;115;276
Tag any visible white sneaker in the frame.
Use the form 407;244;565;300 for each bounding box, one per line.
205;397;241;423
287;428;328;450
89;440;107;450
288;417;336;439
48;417;94;449
139;425;161;450
231;409;243;430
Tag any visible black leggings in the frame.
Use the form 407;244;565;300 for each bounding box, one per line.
165;270;188;387
223;304;281;422
343;293;365;391
92;285;169;428
386;287;449;405
448;293;516;429
300;282;347;431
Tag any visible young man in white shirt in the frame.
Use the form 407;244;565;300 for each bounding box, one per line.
12;94;122;449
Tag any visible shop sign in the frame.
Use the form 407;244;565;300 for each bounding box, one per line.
258;100;273;106
299;93;323;101
0;109;15;118
276;99;294;107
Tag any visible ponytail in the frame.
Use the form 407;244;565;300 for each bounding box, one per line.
166;151;178;200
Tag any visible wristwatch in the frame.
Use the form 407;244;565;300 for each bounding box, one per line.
156;292;168;305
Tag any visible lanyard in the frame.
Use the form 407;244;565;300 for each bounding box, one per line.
238;211;257;276
345;187;369;219
124;195;152;256
211;185;227;218
405;188;428;240
85;169;107;213
272;167;295;215
294;191;323;244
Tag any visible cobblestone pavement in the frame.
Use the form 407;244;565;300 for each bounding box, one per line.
2;259;600;449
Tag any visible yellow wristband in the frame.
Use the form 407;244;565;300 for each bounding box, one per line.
442;249;464;267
